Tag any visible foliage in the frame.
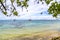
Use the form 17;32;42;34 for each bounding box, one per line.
13;11;18;16
3;11;7;15
48;2;60;17
0;0;29;16
0;0;60;17
40;0;53;4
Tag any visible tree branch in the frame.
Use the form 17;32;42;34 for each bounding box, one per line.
0;1;6;11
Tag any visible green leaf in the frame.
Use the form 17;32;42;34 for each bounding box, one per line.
45;0;53;5
22;1;28;8
53;13;57;17
3;12;7;15
48;2;60;17
16;0;21;6
11;0;15;3
13;11;18;16
40;0;53;4
17;2;21;6
24;0;29;2
16;0;19;3
0;0;4;2
40;0;42;1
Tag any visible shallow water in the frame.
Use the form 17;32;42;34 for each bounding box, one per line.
0;20;60;34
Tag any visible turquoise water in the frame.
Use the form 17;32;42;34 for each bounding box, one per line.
0;20;60;34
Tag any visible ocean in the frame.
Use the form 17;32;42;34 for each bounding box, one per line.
0;20;60;34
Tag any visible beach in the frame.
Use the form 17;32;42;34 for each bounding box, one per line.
0;20;60;40
0;30;60;40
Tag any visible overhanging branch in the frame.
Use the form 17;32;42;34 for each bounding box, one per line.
0;1;6;11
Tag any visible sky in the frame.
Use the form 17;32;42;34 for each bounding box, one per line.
0;0;60;20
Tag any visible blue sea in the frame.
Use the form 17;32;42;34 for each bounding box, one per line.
0;20;60;34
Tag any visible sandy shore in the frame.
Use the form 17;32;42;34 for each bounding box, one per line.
0;30;60;40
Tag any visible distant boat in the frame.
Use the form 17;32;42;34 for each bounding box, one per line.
28;19;32;21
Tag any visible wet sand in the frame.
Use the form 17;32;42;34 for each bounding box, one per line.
0;30;60;40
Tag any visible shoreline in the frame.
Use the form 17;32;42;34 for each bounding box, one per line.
0;30;60;40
